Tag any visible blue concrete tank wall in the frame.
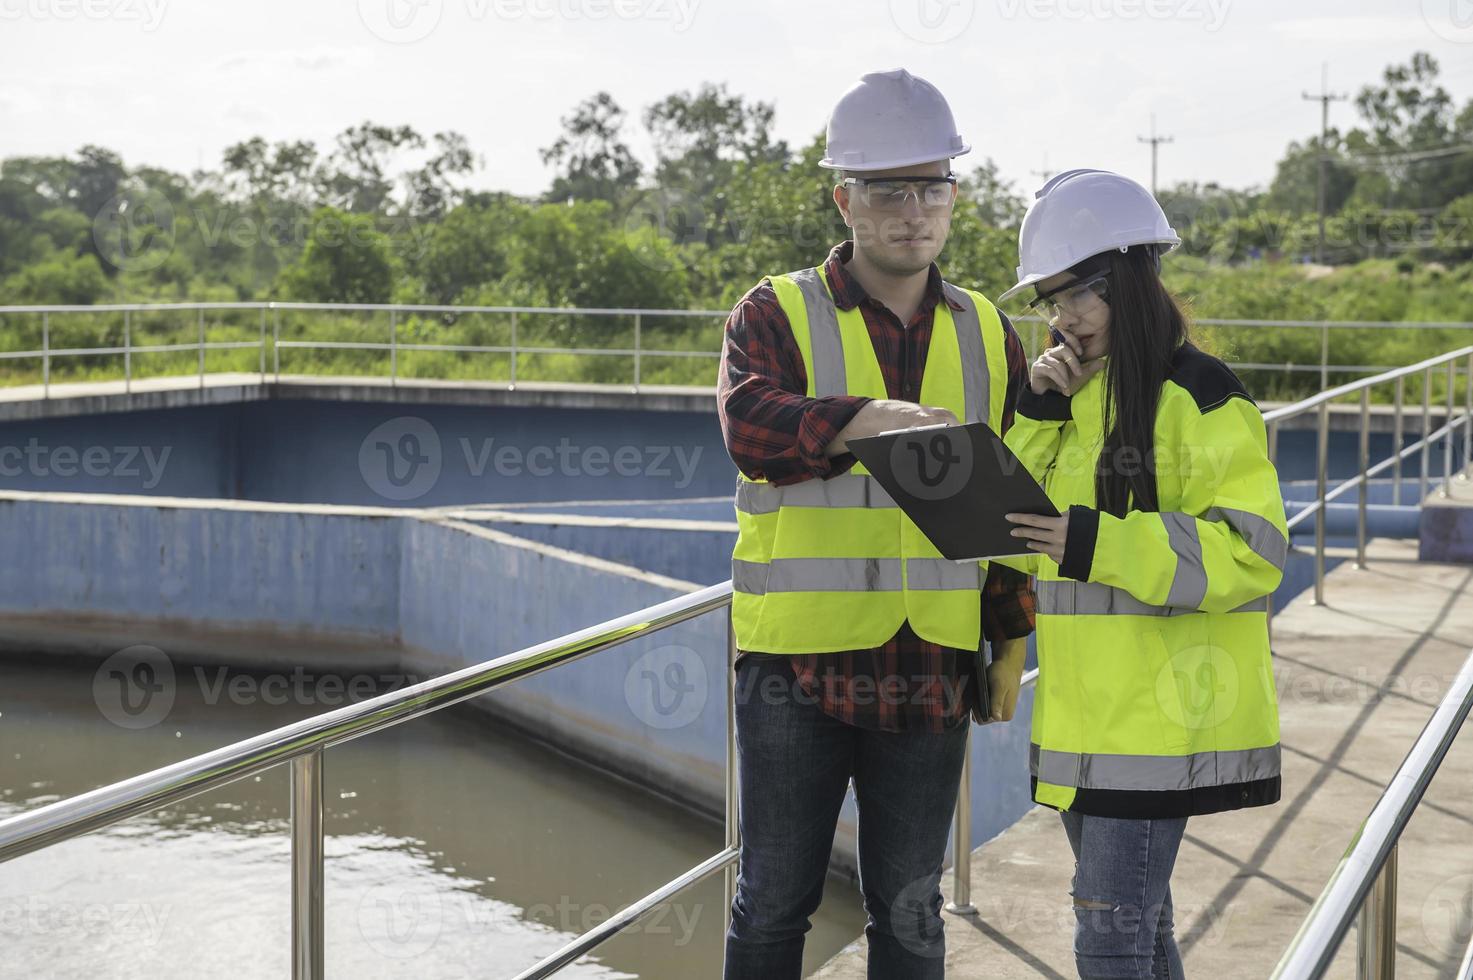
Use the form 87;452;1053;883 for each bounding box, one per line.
0;401;736;507
2;400;1452;511
0;494;401;644
485;520;735;586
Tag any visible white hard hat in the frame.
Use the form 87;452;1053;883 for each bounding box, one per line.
999;168;1181;302
819;68;971;172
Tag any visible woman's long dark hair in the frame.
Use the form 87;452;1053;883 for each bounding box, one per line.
1088;245;1191;517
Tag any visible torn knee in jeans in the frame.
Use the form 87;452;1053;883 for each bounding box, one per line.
1072;895;1118;912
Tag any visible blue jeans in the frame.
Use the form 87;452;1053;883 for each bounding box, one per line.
723;654;970;980
1060;811;1188;980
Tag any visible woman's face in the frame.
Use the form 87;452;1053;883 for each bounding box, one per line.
1035;270;1111;362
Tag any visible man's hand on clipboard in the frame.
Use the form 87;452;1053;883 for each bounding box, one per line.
825;399;959;457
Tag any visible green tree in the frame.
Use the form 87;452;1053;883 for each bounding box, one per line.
316;123;424;215
540;93;643;205
275;207;394;303
1;250;109;304
413;194;523;303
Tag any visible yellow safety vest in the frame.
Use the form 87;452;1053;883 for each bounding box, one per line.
730;265;1010;654
1002;344;1288;817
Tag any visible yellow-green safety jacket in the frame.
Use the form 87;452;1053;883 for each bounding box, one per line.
1002;342;1288;818
731;266;1010;654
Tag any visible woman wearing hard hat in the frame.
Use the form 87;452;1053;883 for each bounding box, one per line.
998;169;1288;979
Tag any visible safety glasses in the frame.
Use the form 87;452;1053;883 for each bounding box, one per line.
842;174;958;211
1026;272;1111;323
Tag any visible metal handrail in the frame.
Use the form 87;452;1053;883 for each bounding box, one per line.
1262;344;1473;607
1272;646;1473;979
3;302;1471;397
0;581;737;979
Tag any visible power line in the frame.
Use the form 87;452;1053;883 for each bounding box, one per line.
1302;63;1349;264
1346;142;1473;166
1136;113;1173;196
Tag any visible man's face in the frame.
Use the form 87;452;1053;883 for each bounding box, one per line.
833;159;957;276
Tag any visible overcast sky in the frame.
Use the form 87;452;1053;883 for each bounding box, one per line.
3;0;1472;200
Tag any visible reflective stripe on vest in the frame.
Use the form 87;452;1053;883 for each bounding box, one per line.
732;557;981;594
1030;742;1281;791
734;472;896;515
1036;579;1269;616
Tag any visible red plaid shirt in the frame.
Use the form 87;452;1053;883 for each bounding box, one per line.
718;240;1036;733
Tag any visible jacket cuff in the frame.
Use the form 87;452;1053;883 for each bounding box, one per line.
1017;385;1073;422
1058;505;1099;582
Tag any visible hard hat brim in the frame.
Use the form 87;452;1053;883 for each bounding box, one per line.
818;144;972;172
997;237;1181;304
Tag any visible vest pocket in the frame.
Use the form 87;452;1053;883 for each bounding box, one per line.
1142;629;1193;753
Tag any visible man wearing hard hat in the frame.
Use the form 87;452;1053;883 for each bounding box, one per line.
717;68;1035;977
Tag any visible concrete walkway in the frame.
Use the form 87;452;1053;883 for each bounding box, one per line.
813;538;1473;979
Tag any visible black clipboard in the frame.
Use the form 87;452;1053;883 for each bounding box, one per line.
847;420;1059;562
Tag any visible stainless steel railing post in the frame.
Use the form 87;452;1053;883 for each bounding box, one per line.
390;310;398;387
1392;376;1405;505
123;309;131;394
1314;400;1329;605
198;306;206;389
1465;352;1473;479
944;728;976;916
41;312;49;397
509;311;518;389
272;306;281;381
1357;388;1369;568
1320;321;1330;391
1461;353;1473;480
259;307;267;381
1444;359;1456;497
1422;367;1432;501
1355;842;1397;980
291;749;325;980
724;611;740;935
633;312;642;390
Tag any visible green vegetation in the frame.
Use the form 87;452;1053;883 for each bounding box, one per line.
0;54;1470;398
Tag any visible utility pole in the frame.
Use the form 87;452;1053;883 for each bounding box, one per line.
1137;113;1173;197
1030;155;1054;184
1302;63;1348;264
